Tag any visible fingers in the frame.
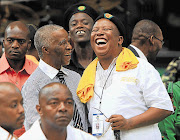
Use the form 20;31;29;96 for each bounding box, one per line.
107;115;124;123
106;115;127;130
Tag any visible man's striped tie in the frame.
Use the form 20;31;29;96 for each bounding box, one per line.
56;71;66;85
56;70;83;130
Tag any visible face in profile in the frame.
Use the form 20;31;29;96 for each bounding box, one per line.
0;83;24;133
37;83;74;127
3;23;31;61
69;13;94;44
91;18;123;59
48;28;72;67
148;31;164;61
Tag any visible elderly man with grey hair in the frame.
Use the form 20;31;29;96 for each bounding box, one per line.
21;24;88;132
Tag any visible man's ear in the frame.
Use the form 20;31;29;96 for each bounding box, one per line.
36;104;43;116
27;40;32;50
42;46;49;54
149;35;154;46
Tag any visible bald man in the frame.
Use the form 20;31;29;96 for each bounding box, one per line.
128;19;164;62
0;82;24;140
20;82;97;140
0;21;38;90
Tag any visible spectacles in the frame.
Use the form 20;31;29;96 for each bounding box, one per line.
153;36;164;45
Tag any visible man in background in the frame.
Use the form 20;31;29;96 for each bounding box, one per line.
0;21;38;137
0;82;24;140
128;19;164;63
26;24;39;64
0;21;38;90
63;3;98;75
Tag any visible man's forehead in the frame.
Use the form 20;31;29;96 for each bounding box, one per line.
5;26;28;38
40;86;72;100
70;12;93;21
52;29;68;38
7;26;21;32
47;89;72;98
0;91;22;104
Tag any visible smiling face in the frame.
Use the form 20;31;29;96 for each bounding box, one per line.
47;28;72;68
3;22;31;61
37;83;74;128
91;18;123;60
69;13;94;44
0;83;24;134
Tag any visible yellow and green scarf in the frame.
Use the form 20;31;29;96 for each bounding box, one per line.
76;47;139;103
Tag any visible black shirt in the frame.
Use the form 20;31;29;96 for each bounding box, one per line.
64;50;96;76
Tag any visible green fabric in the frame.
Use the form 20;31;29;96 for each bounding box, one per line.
158;81;180;139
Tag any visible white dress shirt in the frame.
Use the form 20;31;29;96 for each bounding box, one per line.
0;126;17;140
19;119;97;140
39;59;67;79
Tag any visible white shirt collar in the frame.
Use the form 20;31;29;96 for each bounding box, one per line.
0;126;16;140
130;44;148;62
96;57;117;89
39;59;67;79
36;120;71;140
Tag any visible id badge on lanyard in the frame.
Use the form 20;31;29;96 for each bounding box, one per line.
92;113;104;136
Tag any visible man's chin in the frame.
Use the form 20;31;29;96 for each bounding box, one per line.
77;40;90;47
8;56;22;61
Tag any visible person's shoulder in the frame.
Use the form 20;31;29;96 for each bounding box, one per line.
137;57;155;69
68;126;97;140
25;57;38;69
26;55;39;65
0;127;17;140
24;67;42;81
22;67;45;89
135;57;160;77
19;129;32;140
63;67;81;77
19;120;46;140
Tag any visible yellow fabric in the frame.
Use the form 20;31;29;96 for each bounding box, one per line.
77;47;139;103
26;55;39;65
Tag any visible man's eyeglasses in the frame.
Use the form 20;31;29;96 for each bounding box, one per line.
153;36;164;45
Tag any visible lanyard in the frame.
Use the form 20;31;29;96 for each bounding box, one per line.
94;63;116;109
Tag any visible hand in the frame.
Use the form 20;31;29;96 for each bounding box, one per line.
106;114;132;131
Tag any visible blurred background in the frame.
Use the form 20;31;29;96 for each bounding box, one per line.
0;0;180;75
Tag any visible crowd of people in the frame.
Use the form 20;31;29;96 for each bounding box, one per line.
0;3;179;140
